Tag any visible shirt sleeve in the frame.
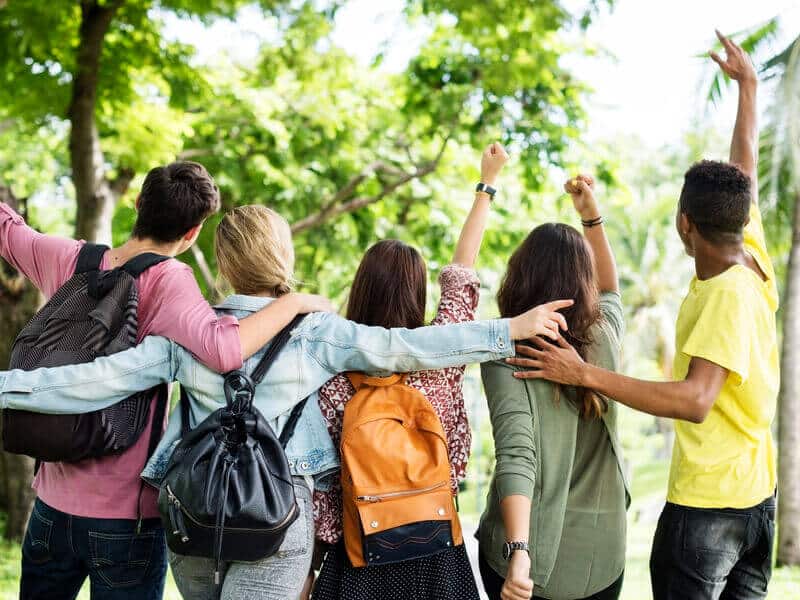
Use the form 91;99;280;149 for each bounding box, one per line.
598;291;625;344
432;264;480;326
0;336;178;413
300;313;512;376
680;286;753;385
481;361;536;500
138;262;242;374
0;203;81;296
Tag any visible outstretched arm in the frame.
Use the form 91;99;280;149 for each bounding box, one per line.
452;142;509;267
507;336;728;424
565;175;618;293
711;29;759;200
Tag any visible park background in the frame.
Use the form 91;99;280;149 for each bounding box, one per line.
0;0;799;598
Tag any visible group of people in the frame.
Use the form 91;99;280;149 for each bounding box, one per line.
0;31;777;600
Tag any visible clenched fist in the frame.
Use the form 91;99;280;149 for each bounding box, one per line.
480;142;510;186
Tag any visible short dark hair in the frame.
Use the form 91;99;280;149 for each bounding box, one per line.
346;240;427;330
133;162;221;243
679;160;751;244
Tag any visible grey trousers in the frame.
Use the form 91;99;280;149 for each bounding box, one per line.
169;477;314;600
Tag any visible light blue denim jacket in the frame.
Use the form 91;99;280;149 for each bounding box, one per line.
0;295;512;489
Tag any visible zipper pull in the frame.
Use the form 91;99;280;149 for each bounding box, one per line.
356;495;381;503
135;517;142;536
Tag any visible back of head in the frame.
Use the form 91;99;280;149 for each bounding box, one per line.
215;205;295;296
679;160;751;244
133;161;221;243
498;223;603;418
346;240;427;329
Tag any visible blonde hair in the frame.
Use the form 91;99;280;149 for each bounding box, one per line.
215;205;295;296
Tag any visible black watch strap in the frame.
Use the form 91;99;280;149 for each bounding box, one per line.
503;540;530;560
475;182;497;199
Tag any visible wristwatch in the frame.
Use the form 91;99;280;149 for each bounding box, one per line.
502;541;530;560
475;182;497;200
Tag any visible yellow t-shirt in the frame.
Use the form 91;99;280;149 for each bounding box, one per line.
668;202;780;508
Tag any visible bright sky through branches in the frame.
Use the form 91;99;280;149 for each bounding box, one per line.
164;0;799;151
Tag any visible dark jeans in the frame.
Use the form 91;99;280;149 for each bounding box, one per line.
20;498;167;600
649;495;775;600
477;550;623;600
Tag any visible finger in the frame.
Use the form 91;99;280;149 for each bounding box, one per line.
514;344;544;358
555;332;571;348
716;29;735;52
530;336;551;350
505;357;542;369
543;299;574;312
709;51;727;69
514;369;546;379
551;311;568;331
540;324;558;341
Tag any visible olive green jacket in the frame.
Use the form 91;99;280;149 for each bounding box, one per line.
478;292;630;599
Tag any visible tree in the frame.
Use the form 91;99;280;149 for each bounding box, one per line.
0;0;612;540
708;21;800;566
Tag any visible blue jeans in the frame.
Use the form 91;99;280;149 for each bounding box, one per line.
20;498;167;600
169;477;314;600
649;495;775;600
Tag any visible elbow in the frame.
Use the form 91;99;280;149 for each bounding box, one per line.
683;391;714;424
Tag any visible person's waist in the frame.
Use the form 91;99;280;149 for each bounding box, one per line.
667;491;776;517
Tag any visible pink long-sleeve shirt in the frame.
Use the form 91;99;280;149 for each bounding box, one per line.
0;203;242;519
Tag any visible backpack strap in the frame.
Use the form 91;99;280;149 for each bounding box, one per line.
249;314;305;385
278;397;309;449
147;384;169;459
74;243;110;274
179;385;192;437
122;252;170;278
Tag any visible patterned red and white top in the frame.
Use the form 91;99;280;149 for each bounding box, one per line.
313;264;481;544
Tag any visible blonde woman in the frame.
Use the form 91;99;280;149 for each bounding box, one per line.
0;192;572;598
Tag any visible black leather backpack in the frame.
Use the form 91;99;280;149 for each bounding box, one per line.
2;243;169;465
158;315;308;584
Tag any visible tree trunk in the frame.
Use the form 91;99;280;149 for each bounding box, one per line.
69;0;124;244
0;187;40;542
778;192;800;567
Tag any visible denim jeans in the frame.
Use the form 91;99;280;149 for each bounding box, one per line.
169;476;314;600
19;498;167;600
649;495;775;600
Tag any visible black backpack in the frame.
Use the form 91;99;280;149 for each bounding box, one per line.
2;243;169;466
159;315;307;584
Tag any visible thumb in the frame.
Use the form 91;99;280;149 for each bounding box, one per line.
544;299;575;312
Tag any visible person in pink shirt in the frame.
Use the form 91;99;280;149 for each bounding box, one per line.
0;161;329;600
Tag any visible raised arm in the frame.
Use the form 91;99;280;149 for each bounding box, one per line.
452;142;509;267
710;30;759;199
565;175;618;293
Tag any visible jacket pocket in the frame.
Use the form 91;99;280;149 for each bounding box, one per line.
89;530;156;588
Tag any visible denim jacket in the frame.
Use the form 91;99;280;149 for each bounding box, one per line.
0;295;512;489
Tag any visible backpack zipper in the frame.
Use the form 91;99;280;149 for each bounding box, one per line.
165;485;298;533
356;481;448;503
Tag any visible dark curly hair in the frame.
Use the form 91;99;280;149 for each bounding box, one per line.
679;160;751;244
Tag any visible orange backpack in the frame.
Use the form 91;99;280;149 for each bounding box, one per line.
340;373;463;568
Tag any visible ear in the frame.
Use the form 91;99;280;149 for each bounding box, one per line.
184;223;203;244
678;212;692;237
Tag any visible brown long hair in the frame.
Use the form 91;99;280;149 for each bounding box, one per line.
346;240;427;329
497;223;605;418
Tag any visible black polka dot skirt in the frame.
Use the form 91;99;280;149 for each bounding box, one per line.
312;542;481;600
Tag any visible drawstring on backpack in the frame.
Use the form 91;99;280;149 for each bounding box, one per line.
213;457;236;585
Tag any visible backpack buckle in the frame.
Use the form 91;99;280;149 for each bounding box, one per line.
223;372;255;414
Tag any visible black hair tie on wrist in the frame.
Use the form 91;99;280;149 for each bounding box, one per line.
581;216;604;228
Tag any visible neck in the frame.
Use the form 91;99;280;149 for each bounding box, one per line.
693;240;748;280
111;237;186;263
